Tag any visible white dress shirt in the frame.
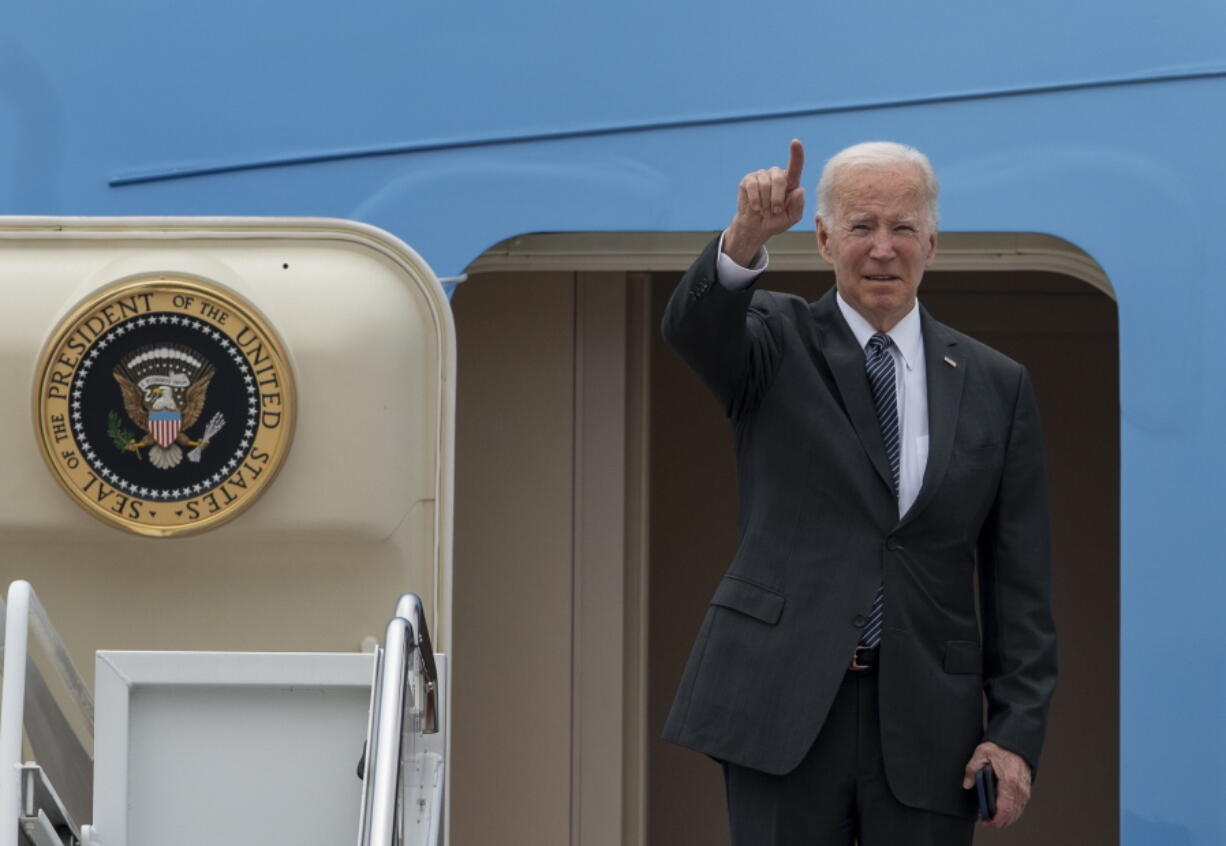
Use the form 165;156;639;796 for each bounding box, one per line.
716;237;930;517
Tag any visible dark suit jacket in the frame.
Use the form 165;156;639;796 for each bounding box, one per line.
661;237;1057;818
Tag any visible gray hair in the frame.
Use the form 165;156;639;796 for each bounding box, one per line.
816;141;940;228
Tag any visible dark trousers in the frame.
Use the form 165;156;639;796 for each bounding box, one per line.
723;671;975;846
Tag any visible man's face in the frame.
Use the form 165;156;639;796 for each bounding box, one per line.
817;164;937;332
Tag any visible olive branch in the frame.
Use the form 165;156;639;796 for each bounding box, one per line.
107;410;134;452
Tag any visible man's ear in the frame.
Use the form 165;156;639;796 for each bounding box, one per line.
816;216;833;263
925;230;938;267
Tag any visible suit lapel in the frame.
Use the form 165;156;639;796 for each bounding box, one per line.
810;292;895;495
898;308;965;528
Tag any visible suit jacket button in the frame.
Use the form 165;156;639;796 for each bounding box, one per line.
853;615;867;628
886;538;902;551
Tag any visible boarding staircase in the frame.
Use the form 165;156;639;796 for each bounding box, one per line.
0;581;446;846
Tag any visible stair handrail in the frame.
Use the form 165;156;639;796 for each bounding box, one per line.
392;594;438;735
357;593;441;846
0;580;94;846
358;616;413;846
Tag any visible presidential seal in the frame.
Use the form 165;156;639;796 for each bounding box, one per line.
35;278;296;537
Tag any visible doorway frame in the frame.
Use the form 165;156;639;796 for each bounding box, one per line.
463;230;1115;846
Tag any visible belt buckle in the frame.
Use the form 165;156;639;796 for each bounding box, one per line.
850;646;874;671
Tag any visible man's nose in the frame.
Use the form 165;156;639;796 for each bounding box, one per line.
868;232;896;260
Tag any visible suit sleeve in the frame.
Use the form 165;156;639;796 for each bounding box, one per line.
977;365;1058;777
661;236;782;419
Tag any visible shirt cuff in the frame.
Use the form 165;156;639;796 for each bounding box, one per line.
715;231;769;290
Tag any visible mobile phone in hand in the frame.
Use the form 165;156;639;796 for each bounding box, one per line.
975;764;997;821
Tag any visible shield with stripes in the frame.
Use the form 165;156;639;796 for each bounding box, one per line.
148;410;182;448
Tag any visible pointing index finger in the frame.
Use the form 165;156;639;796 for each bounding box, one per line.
785;139;805;191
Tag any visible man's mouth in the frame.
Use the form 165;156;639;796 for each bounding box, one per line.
863;275;899;282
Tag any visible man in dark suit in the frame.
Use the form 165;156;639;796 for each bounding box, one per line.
662;139;1056;844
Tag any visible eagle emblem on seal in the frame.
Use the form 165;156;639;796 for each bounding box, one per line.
111;344;227;470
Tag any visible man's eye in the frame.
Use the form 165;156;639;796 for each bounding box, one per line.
850;224;870;232
895;225;915;233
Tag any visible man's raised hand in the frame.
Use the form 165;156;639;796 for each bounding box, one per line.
722;139;806;267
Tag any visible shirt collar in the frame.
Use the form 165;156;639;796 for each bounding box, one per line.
835;292;923;372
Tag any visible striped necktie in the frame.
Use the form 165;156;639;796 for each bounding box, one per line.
861;332;899;648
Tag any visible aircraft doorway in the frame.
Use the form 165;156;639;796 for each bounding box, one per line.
448;233;1118;845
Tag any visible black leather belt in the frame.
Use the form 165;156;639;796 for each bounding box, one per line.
849;646;880;672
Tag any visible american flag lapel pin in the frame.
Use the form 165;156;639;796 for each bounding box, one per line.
944;355;957;368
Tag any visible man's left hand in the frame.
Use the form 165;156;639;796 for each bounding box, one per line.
961;741;1031;828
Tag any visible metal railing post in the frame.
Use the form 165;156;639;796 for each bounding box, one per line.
361;617;413;846
393;594;438;735
0;582;31;846
0;581;95;844
358;593;443;846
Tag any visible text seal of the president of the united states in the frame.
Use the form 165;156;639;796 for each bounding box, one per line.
36;278;296;537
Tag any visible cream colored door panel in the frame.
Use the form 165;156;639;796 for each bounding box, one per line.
4;218;453;543
0;217;455;658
